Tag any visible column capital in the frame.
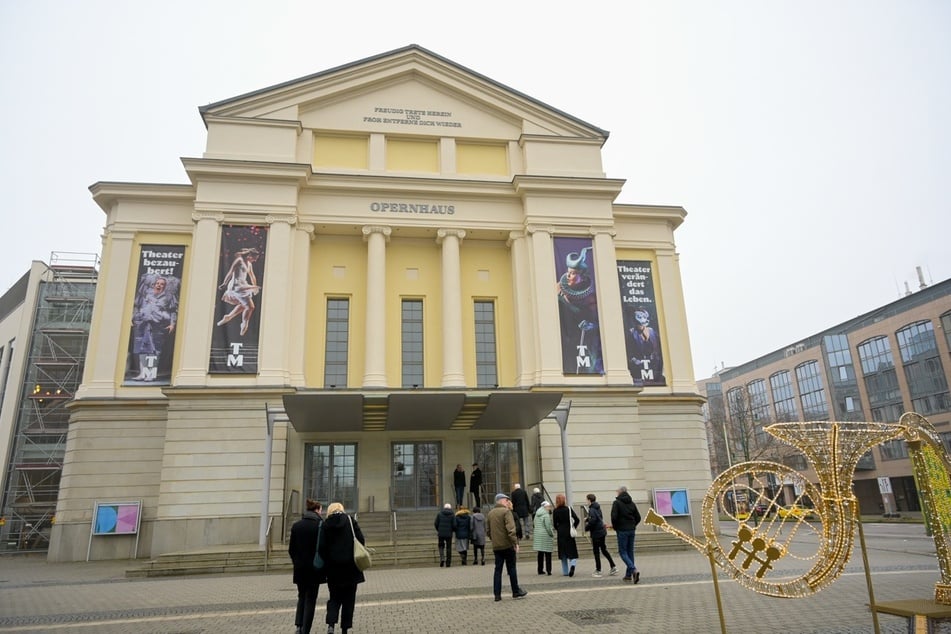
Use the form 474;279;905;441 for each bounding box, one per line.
506;231;526;247
590;226;617;238
362;225;392;242
191;211;225;223
436;228;466;244
102;228;136;241
296;222;316;240
526;224;553;236
265;213;297;226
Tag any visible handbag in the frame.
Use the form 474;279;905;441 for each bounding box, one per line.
312;525;325;570
348;514;372;571
568;510;578;538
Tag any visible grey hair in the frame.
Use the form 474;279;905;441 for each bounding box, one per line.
617;486;628;494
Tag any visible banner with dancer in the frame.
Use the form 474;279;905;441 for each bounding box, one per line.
124;245;186;385
209;225;267;374
553;236;603;374
617;260;666;386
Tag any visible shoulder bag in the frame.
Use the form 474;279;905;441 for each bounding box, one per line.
348;514;373;571
568;508;578;538
312;524;325;570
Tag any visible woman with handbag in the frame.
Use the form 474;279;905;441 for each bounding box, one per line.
315;502;367;634
551;493;580;577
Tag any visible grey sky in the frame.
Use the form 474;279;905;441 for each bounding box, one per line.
1;1;948;380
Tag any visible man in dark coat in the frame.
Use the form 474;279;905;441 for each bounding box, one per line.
434;503;456;567
510;483;531;539
470;463;483;508
288;499;322;634
610;485;642;583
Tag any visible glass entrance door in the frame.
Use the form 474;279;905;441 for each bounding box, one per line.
391;442;441;509
474;440;523;496
304;443;357;512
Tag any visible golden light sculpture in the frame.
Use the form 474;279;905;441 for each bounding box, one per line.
646;421;905;598
898;412;951;604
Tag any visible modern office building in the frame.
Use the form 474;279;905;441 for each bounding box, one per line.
700;275;951;514
0;255;98;552
49;45;710;562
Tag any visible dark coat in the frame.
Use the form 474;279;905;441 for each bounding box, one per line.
469;468;483;491
529;491;545;514
453;468;466;488
453;509;473;540
434;507;455;538
511;487;531;518
585;501;607;539
316;512;366;586
552;505;580;560
610;491;642;532
288;511;322;585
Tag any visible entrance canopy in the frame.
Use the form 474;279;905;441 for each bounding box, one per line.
282;390;563;433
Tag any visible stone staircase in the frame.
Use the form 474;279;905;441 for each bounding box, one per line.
126;510;689;577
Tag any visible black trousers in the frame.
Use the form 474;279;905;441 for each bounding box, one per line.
591;533;616;571
295;582;319;633
438;536;453;564
493;547;520;598
326;582;358;629
537;551;552;574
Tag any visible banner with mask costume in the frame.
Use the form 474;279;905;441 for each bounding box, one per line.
123;245;186;386
554;237;603;374
209;224;268;374
617;260;666;386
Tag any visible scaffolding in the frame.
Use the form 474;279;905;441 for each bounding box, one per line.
0;253;98;552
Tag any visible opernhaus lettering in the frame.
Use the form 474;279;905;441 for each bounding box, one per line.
370;202;455;215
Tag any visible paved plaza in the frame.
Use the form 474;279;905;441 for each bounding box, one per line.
0;523;942;633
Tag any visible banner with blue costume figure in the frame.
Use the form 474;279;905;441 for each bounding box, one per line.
554;237;603;375
617;260;666;386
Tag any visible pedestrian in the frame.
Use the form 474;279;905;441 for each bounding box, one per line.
453;505;474;565
316;502;366;634
288;499;322;634
470;462;483;508
471;504;487;565
434;503;455;567
610;485;642;583
532;500;554;575
585;493;618;577
510;483;532;539
453;464;466;507
530;487;545;515
552;494;580;577
486;492;528;601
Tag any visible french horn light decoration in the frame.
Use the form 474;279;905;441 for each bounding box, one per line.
646;421;905;598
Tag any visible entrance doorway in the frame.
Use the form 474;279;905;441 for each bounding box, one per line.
304;443;357;512
474;440;523;497
392;442;441;509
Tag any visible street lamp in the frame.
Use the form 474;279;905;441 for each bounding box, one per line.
552;401;573;506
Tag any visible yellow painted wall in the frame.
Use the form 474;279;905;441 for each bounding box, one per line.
456;142;508;176
117;235;193;387
313;134;369;170
305;235;368;387
460;240;516;386
386;138;439;173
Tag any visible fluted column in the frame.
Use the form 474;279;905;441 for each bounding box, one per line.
437;229;466;387
527;224;563;384
591;228;632;385
174;212;224;385
362;225;391;388
257;214;296;384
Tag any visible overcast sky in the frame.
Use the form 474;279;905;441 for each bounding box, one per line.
1;1;948;381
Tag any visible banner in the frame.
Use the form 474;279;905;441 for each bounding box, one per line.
554;237;603;374
123;245;185;386
209;225;267;373
617;260;666;386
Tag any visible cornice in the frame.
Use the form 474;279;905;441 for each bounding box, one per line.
613;204;687;231
89;182;195;213
181;157;312;185
306;171;517;200
512;175;626;199
203;114;303;134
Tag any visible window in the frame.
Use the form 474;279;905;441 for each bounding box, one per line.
897;321;949;416
770;371;799;421
823;334;863;420
796;361;829;420
401;299;424;388
747;380;770;421
304;443;357;512
474;300;498;388
880;439;909;461
323;298;349;388
857;336;904;422
941;312;951;352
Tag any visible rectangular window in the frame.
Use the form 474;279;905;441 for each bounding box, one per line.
323;298;349;388
857;336;905;419
941;312;951;352
747;379;770;421
897;321;949;415
304;443;357;512
880;439;909;461
474;300;498;388
795;361;829;420
386;138;439;173
770;371;799;421
402;299;424;388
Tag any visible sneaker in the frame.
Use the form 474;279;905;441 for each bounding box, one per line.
633;571;641;584
513;588;528;599
592;571;603;578
569;564;575;577
609;567;619;576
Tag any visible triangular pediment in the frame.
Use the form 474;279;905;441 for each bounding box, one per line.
199;45;607;142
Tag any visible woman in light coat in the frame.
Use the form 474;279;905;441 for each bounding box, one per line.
532;501;554;575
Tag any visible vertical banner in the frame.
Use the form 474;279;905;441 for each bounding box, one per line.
209;224;267;374
617;260;667;386
554;237;603;374
124;245;185;386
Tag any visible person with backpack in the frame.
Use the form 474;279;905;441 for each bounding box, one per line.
585;493;617;577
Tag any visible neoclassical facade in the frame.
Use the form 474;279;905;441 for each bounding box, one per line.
50;46;709;561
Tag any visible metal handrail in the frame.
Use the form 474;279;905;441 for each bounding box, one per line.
264;516;273;572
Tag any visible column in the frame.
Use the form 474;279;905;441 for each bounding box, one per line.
527;225;563;384
288;222;314;386
592;228;632;385
362;225;391;388
174;212;223;386
257;214;296;384
437;229;466;387
507;231;536;386
657;250;697;392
